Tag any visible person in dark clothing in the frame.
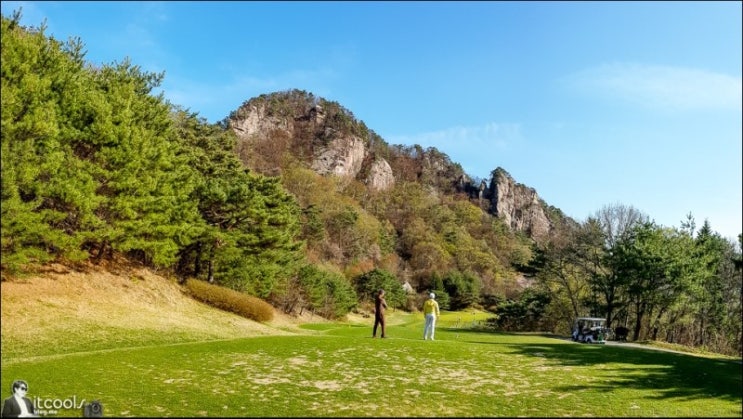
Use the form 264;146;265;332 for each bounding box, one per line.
373;289;388;338
614;325;629;341
1;380;35;417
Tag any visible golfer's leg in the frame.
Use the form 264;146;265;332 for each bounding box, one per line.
424;315;433;339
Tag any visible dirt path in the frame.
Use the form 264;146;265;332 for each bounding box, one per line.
556;335;741;362
603;340;688;354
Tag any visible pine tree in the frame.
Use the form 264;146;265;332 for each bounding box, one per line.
1;13;96;271
87;60;201;266
172;109;304;297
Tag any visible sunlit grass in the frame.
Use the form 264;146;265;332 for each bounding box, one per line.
2;311;740;417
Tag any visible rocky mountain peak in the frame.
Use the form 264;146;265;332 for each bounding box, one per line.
227;90;565;240
228;90;395;191
488;168;552;238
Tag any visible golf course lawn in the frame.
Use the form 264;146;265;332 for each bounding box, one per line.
1;266;740;417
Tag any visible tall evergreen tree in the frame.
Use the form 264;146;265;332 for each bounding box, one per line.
691;221;737;348
87;59;200;266
1;13;99;271
172;109;304;297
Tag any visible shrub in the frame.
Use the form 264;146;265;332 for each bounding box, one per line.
298;264;357;319
489;287;550;331
184;279;274;322
353;268;406;309
442;270;481;310
428;273;450;310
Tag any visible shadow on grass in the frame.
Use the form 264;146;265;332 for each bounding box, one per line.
498;337;741;403
329;322;740;405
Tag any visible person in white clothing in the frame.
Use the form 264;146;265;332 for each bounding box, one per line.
422;292;440;340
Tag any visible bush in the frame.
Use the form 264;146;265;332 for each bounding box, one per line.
429;289;451;310
489;287;550;331
428;273;450;310
353;268;406;309
442;270;481;310
298;264;357;319
184;279;274;322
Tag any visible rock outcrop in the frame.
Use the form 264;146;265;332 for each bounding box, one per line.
311;135;366;179
488;168;552;238
229;92;395;191
365;158;395;191
231;103;293;139
227;90;566;240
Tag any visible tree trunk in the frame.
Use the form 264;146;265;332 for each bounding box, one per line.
93;241;108;263
633;301;645;341
193;242;202;278
650;306;667;341
207;242;215;283
698;316;706;347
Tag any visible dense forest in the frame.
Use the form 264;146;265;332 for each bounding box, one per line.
2;12;741;356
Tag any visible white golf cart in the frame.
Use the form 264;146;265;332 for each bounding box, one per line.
571;317;608;344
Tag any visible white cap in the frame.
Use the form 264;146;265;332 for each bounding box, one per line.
429;293;435;299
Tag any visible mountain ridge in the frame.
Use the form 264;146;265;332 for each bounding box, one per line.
226;89;573;241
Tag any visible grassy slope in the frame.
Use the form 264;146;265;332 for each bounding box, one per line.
1;262;315;363
1;265;741;417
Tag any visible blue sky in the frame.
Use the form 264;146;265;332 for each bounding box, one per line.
2;1;741;241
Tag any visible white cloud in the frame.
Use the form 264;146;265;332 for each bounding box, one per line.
140;2;169;23
385;123;523;177
569;63;742;112
387;122;521;152
159;68;337;122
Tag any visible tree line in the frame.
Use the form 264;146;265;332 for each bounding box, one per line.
0;12;354;318
523;204;741;355
2;11;740;356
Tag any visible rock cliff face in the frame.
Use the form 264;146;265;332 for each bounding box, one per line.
487;168;552;238
366;158;395;190
228;96;395;191
310;135;366;178
231;102;293;139
227;91;563;240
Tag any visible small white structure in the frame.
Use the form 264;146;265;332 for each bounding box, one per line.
402;281;414;294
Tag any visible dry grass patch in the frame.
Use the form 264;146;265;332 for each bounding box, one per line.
0;263;311;362
184;278;274;322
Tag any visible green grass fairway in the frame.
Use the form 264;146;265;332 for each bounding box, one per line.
2;310;741;417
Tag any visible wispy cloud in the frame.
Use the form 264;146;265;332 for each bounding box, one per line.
140;2;169;23
160;67;337;121
161;43;352;121
387;123;521;151
2;1;50;31
568;63;742;112
111;3;170;71
386;123;522;177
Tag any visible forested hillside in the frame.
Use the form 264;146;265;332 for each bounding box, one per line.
2;12;741;356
